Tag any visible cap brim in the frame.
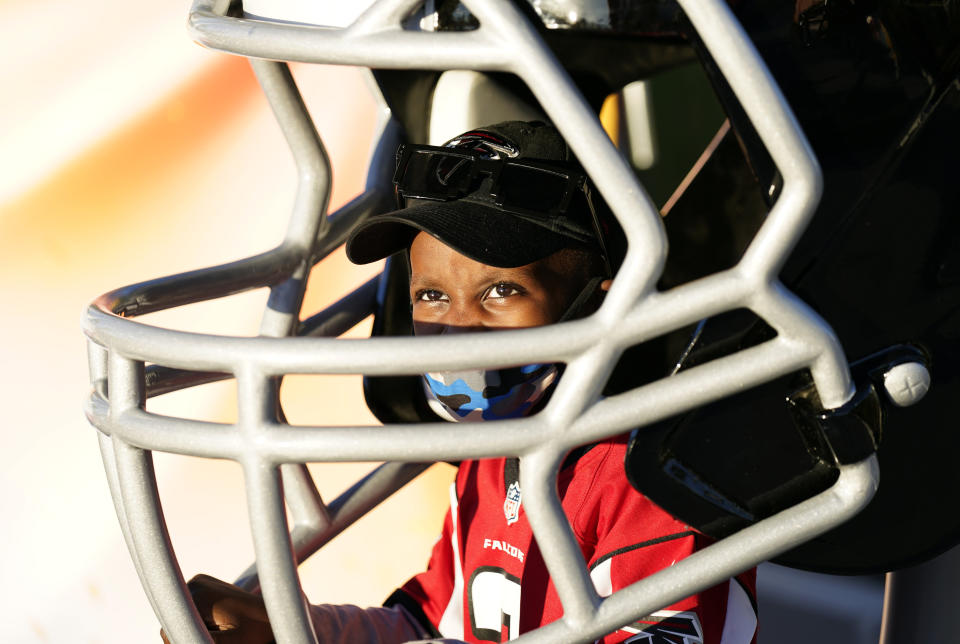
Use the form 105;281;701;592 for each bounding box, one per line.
346;199;577;268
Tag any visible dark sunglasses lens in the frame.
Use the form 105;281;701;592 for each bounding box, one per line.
498;165;570;212
399;151;474;199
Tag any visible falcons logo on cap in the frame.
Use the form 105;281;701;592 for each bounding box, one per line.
445;131;519;159
621;611;703;644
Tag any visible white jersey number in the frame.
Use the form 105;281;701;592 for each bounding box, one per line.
468;567;522;642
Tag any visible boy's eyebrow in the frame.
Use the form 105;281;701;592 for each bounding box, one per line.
409;265;539;291
408;274;440;291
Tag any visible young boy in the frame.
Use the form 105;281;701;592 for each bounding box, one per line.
175;121;757;643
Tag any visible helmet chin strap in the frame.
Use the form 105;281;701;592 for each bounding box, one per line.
558;276;606;322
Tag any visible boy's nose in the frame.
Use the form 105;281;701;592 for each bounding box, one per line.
440;304;486;334
412;307;487;336
441;322;485;335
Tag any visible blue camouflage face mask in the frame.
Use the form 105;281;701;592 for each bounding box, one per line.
422;364;559;422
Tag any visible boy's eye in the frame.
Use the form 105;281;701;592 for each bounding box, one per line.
487;283;522;300
415;289;448;302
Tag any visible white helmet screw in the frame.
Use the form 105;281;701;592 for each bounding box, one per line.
882;362;931;407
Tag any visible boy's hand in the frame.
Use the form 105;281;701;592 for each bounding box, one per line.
159;574;274;644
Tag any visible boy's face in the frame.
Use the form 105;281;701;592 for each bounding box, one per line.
409;232;574;335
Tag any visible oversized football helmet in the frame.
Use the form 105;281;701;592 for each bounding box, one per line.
83;0;960;642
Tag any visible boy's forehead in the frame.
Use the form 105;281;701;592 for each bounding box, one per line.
409;232;543;282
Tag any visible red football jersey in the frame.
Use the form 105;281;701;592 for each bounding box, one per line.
391;437;757;643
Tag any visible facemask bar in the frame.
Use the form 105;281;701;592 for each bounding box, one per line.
83;1;879;642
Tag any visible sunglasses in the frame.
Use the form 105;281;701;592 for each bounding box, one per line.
393;144;613;275
394;144;589;213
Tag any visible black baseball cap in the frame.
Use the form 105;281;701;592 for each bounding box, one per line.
345;121;606;268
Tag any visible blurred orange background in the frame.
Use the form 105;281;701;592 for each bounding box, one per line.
0;2;453;641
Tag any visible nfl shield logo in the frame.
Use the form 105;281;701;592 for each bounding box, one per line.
504;481;522;525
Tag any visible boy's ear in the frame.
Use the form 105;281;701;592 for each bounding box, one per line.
600;279;612;292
